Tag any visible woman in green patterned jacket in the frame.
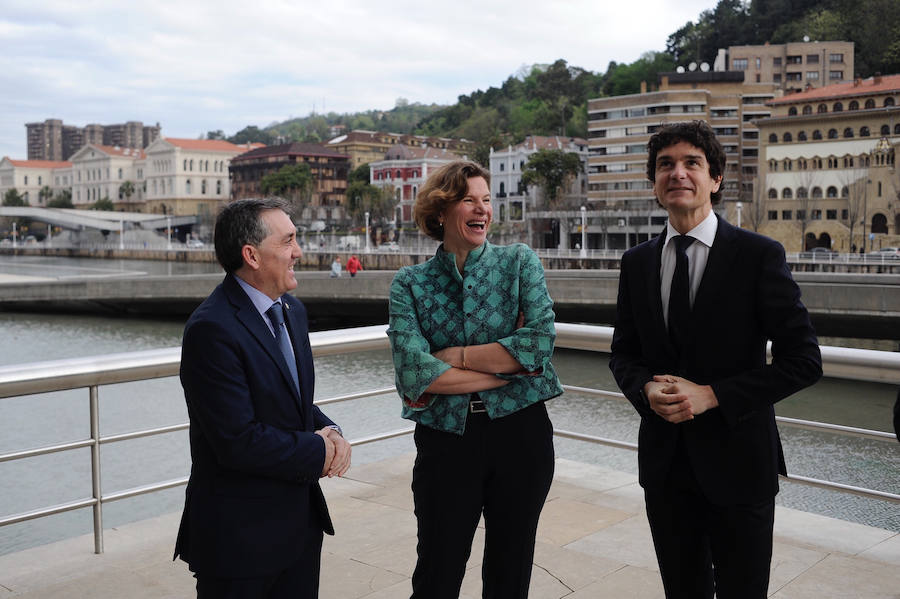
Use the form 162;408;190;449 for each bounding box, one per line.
387;160;563;598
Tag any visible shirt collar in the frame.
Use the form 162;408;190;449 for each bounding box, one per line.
436;241;488;272
234;274;283;317
665;210;718;249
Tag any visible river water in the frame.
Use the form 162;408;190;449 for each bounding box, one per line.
0;256;898;556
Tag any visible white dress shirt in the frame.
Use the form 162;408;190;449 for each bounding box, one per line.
660;210;718;328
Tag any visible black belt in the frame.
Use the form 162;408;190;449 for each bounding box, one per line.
469;397;487;414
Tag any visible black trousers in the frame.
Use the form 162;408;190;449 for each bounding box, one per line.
644;438;775;599
410;401;555;599
195;531;323;599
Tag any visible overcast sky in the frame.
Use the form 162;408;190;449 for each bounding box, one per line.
1;0;717;160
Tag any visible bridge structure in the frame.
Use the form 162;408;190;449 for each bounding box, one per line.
0;207;196;244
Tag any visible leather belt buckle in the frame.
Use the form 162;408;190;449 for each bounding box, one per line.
469;399;487;414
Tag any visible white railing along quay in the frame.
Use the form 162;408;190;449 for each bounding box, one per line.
0;324;897;555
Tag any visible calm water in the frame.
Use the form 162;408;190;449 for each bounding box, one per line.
0;256;898;556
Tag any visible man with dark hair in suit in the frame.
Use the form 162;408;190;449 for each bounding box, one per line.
610;121;822;598
174;197;351;598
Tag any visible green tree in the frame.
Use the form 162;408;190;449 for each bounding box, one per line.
206;130;226;140
348;163;372;185
260;163;313;212
346;180;395;225
48;189;73;208
229;126;276;146
119;180;135;202
38;185;53;205
521;150;583;207
92;197;114;211
2;188;27;206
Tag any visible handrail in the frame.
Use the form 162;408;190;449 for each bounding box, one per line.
1;323;898;556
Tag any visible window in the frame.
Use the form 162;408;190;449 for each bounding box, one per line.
812;209;822;220
787;55;802;64
782;188;793;199
201;179;207;195
733;58;748;70
812;187;822;198
829;53;843;63
843;127;854;138
499;163;504;171
118;168;123;179
826;210;837;220
882;125;891;135
860;126;870;137
773;73;782;83
773;57;782;67
788;107;798;116
787;72;803;81
842;209;848;220
843;156;854;167
185;179;192;194
829;71;843;80
798;131;807;141
885;97;895;107
782;159;792;170
183;159;187;171
895;124;900;135
216;180;222;195
783;132;793;142
797;187;808;199
827;186;838;198
797;210;806;220
839;186;848;198
768;210;778;220
833;102;842;112
768;188;778;199
828;129;838;139
849;100;859;110
802;105;812;115
827;157;838;168
865;99;875;109
807;71;819;81
24;175;28;185
782;210;792;220
807;54;819;64
756;57;761;69
769;133;778;142
818;104;828;113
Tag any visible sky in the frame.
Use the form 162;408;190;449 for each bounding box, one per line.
0;0;718;160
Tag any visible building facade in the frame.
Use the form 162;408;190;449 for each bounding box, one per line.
755;74;900;252
327;130;473;169
69;144;146;209
369;144;458;225
25;119;161;161
0;158;72;206
726;41;854;92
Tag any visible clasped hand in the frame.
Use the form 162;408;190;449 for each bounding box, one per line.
645;375;719;423
315;428;351;478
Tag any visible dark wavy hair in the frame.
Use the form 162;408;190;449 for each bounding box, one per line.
214;198;289;273
414;160;491;241
646;120;726;205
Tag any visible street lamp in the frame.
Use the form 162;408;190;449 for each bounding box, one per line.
580;206;587;257
365;211;370;252
166;215;172;250
12;222;17;249
735;201;743;228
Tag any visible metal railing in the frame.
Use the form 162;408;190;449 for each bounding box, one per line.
0;323;898;554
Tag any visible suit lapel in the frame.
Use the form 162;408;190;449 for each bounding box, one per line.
646;231;670;348
692;215;738;323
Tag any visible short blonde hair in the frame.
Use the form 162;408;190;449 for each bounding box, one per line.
414;160;491;241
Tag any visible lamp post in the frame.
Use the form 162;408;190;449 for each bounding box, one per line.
12;222;17;249
735;201;743;228
166;215;172;250
47;223;51;248
580;206;587;257
365;211;370;252
119;219;124;250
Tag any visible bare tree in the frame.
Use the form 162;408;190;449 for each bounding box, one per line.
742;179;768;233
793;168;820;250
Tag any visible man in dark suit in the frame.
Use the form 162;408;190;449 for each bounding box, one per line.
174;198;351;598
610;121;822;598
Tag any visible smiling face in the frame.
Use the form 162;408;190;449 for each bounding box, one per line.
244;209;302;300
653;141;722;229
440;176;492;254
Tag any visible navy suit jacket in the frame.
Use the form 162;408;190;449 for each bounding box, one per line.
610;216;822;505
174;273;336;578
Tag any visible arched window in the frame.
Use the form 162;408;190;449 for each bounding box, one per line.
860;126;870;137
865;99;875;109
185;179;192;194
828;129;838;139
782;187;793;199
882;125;891;135
884;97;895;107
843;156;854;167
499;182;505;195
849;100;859;110
895;124;900;135
768;188;778;199
817;104;827;113
796;187;808;199
190;159;194;171
797;130;807;141
812;187;823;198
843;127;854;138
783;132;793;142
802;105;812;115
833;102;843;112
812;130;822;140
769;133;778;142
782;158;792;170
789;107;798;116
872;213;888;234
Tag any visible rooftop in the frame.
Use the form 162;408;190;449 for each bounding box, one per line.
1;453;897;598
768;74;900;105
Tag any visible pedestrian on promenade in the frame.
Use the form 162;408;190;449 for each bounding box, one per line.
609;121;822;598
387;160;563;599
329;256;342;278
346;254;362;277
174;198;351;598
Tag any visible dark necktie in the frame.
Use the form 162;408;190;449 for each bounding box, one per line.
266;302;300;394
668;235;695;351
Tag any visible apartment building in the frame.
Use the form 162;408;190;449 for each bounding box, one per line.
328;130;473;168
369;144;458;225
0;158;72;205
25;119;161;161
587;72;777;248
755;74;900;252
143;138;253;216
726;41;854;91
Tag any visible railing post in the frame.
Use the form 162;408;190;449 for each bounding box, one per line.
89;385;104;554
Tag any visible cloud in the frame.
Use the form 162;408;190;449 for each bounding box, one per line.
0;0;716;158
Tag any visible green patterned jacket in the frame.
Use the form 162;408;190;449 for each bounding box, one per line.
387;241;563;434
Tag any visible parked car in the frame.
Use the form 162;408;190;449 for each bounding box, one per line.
799;246;836;259
867;247;900;259
378;241;399;252
186;239;205;248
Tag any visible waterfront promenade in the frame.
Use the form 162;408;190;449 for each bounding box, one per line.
1;453;898;598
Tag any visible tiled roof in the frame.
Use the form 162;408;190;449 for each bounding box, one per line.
7;159;72;168
382;144;458;161
768;74;900;105
231;142;350;162
163;138;251;152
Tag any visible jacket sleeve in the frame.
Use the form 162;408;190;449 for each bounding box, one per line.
496;246;557;375
387;270;451;409
181;317;326;482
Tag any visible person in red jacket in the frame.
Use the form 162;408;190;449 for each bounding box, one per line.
346;255;362;277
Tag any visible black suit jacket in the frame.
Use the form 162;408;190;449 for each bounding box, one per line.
610;216;822;505
174;274;336;578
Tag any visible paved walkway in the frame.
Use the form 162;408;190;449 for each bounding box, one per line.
1;454;898;598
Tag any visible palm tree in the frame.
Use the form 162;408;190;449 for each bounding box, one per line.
119;181;136;203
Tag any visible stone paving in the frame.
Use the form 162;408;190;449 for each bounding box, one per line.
1;454;898;598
